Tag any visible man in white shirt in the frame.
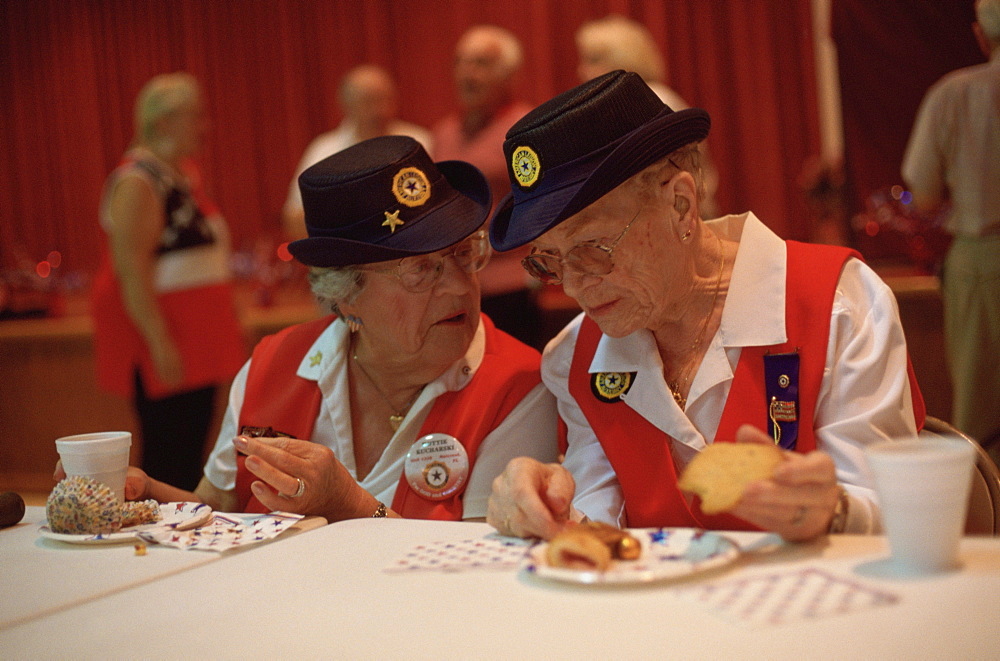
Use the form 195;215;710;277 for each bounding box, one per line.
902;0;1000;448
282;65;432;240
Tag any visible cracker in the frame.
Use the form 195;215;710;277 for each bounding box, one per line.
678;443;784;514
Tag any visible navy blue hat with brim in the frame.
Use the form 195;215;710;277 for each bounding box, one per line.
490;70;710;252
289;135;491;267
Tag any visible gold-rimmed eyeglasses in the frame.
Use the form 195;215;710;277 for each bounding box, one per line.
521;209;641;285
363;230;491;293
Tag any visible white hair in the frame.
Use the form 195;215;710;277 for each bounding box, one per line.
576;15;666;84
307;266;365;315
457;25;523;76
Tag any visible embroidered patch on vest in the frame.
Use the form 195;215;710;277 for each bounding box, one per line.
590;371;635;403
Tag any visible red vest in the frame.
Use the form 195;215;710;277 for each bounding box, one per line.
235;314;542;520
569;242;926;530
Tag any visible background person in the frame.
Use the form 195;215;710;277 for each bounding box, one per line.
432;25;540;348
486;71;924;543
90;72;246;491
576;14;719;217
902;0;1000;451
282;65;432;240
115;136;558;523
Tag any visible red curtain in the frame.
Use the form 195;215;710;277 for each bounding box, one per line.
1;0;820;282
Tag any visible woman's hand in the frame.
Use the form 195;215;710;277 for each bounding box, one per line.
487;456;576;540
234;435;374;522
730;424;841;542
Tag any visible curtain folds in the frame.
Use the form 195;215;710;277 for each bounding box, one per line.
2;0;820;278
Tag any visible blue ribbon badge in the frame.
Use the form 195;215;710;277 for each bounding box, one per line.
763;352;799;450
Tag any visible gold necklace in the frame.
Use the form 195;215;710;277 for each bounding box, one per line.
668;233;725;409
352;351;421;431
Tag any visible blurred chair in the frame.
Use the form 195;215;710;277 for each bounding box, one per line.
921;415;1000;536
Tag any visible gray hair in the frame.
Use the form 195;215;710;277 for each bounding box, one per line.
576;15;666;84
978;0;1000;43
134;72;201;142
457;25;523;76
628;142;706;206
307;266;366;315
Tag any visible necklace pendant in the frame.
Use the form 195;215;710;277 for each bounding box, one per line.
669;383;686;409
389;414;404;431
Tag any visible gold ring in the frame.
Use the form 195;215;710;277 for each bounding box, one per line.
280;478;306;499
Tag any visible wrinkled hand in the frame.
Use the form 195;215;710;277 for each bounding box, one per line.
729;424;841;542
487;457;575;540
234;435;367;522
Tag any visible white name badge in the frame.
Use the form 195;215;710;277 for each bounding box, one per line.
404;433;470;501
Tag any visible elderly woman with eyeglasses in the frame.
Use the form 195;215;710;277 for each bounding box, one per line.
485;71;925;543
118;135;558;523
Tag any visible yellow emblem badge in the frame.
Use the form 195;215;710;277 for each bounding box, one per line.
511;145;540;188
591;371;635;403
392;167;431;207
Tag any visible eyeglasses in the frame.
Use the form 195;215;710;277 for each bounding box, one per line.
521;209;641;285
364;230;492;293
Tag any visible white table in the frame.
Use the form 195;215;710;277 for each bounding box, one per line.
0;506;321;633
0;506;220;630
3;516;999;659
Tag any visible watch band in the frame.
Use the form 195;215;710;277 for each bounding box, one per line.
828;487;850;534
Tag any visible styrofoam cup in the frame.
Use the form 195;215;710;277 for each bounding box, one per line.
55;431;132;504
866;437;975;575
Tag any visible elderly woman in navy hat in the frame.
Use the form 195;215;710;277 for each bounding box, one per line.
120;135;558;522
486;71;925;542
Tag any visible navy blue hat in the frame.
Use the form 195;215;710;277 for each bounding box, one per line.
289;135;491;267
489;70;710;251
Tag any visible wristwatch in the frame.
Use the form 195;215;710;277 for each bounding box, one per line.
827;488;850;534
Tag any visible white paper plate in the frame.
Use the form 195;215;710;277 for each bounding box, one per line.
39;502;214;545
522;527;740;585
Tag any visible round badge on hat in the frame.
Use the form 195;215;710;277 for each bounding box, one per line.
404;433;470;501
511;145;541;189
392;166;431;207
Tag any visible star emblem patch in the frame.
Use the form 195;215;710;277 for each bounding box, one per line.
391;166;431;207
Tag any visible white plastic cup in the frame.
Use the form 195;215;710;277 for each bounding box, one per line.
866;437;975;575
55;432;132;504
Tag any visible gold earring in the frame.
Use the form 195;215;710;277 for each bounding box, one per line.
681;229;692;242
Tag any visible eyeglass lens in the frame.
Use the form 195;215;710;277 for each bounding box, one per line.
522;209;640;285
396;232;490;292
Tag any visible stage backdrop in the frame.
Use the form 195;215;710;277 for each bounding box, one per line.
2;0;823;280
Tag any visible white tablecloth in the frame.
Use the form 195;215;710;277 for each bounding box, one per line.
3;517;1000;659
0;506;219;630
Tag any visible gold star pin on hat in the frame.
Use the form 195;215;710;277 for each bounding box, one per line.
383;209;404;233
